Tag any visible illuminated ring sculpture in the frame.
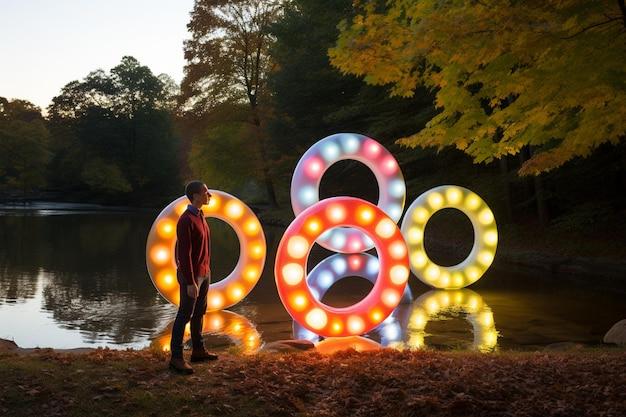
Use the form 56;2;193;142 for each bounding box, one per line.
276;197;410;337
146;192;266;311
291;133;406;253
404;290;498;352
292;253;412;345
152;310;262;354
401;185;498;289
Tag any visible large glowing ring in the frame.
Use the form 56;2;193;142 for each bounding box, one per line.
152;310;262;354
404;290;498;352
292;253;411;345
291;133;406;253
146;192;266;310
275;197;410;337
400;185;497;289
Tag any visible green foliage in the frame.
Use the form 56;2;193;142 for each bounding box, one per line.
330;0;626;175
47;56;181;203
0;98;51;192
81;158;132;194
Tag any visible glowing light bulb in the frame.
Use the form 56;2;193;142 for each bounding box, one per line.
321;142;340;161
375;218;396;239
299;186;317;205
382;289;400;307
411;251;428;268
250;243;265;259
478;250;494;266
389;241;407;259
382;156;398;175
207;195;220;210
479;208;494;225
306;308;328;330
305;158;324;177
331;258;347;275
364;140;382;158
225;201;244;219
331;321;343;334
282;263;304;285
342;135;360;153
389;180;406;198
244;266;259;281
427;192;444;209
209;293;224;310
480;312;494;327
390;265;409;285
292;293;308;311
305;218;322;235
347;316;365;334
407;227;423;244
465;193;481;210
445;187;462;204
466;266;481;281
287;235;309;259
412;207;430;224
370;310;384;323
425;264;441;281
157;220;175;238
357;206;375;224
244;219;260;235
175;203;188;216
229;285;244;300
327;204;347;223
151;246;170;265
484;230;498;246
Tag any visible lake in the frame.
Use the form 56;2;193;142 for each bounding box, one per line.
0;202;624;352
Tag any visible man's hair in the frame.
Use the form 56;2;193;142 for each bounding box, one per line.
185;180;205;202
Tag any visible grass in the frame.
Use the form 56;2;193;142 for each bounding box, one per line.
1;347;625;417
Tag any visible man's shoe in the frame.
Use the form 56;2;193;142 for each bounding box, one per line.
169;357;194;374
190;349;218;362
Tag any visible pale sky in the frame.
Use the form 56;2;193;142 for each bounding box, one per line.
0;0;195;111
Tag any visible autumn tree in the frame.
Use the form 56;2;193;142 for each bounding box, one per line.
330;0;626;176
182;0;282;206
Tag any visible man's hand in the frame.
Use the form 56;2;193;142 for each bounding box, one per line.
187;284;198;299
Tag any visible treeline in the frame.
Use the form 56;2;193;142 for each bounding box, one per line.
1;0;625;233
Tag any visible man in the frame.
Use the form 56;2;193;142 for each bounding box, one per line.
169;180;218;374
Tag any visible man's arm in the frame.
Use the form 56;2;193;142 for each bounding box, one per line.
176;215;196;286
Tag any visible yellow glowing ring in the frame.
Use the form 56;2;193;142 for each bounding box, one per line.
275;197;410;338
146;192;266;311
151;310;262;354
403;290;498;352
400;185;497;289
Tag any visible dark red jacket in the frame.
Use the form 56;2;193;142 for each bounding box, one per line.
175;205;211;285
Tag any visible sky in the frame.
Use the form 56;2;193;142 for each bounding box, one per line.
0;0;195;110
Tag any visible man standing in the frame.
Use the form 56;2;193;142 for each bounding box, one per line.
169;180;218;374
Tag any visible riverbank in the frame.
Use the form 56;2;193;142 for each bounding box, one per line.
1;343;625;417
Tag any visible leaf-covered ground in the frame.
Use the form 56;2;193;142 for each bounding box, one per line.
1;348;625;417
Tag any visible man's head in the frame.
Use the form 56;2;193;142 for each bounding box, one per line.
185;180;211;207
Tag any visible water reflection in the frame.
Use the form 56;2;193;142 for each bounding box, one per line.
316;336;382;354
151;310;262;354
399;289;499;352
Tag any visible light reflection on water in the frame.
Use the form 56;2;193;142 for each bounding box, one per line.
0;206;625;352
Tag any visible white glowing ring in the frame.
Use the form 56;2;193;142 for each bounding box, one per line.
152;310;262;354
401;185;498;289
404;290;498;352
291;133;406;253
146;192;266;311
292;253;411;344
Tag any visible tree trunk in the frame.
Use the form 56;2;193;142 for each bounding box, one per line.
499;156;513;223
251;107;278;208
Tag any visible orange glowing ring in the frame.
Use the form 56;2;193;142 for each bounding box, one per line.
275;197;409;338
151;310;262;354
146;192;266;311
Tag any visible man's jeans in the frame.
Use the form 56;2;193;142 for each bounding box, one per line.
170;272;210;358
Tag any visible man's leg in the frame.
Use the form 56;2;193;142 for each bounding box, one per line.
190;277;209;351
170;273;196;358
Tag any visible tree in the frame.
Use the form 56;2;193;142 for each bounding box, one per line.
0;98;51;194
47;57;181;204
330;0;626;175
182;0;282;206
